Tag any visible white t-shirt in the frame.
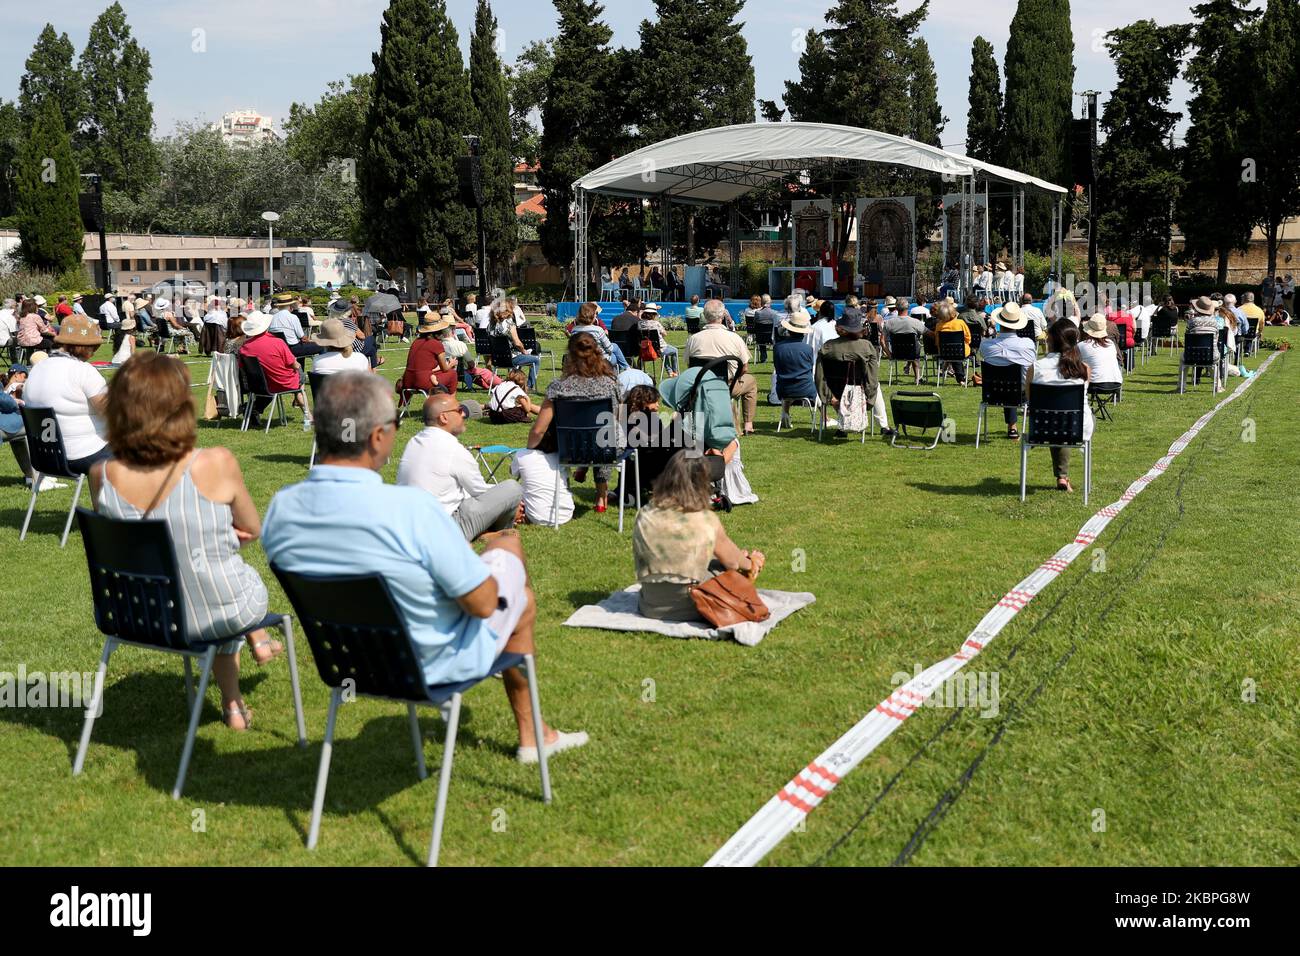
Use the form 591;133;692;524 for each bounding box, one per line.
510;449;574;527
23;352;109;460
1079;339;1124;385
489;381;528;414
395;426;488;516
475;306;492;329
1032;354;1094;442
0;308;16;345
312;350;370;375
809;318;839;357
99;300;119;326
203;308;229;326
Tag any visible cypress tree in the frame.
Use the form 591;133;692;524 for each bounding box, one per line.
79;3;158;197
1096;20;1190;277
16;97;84;273
470;0;518;286
965;37;1002;162
0;101;20;219
1177;0;1259;283
905;38;944;147
359;0;474;292
782;30;834;124
1002;0;1075;250
18;25;83;139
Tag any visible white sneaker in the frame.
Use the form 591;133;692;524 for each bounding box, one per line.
517;729;589;764
26;477;68;492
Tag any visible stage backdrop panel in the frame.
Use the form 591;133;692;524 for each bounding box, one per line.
791;199;833;268
856;196;916;298
941;193;989;272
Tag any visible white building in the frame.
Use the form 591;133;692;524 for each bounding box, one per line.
216;110;277;147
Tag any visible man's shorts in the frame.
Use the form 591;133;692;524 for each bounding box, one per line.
480;548;528;657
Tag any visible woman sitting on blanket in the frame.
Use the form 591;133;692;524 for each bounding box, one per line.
632;450;765;623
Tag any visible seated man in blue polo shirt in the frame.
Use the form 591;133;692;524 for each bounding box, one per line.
262;371;587;764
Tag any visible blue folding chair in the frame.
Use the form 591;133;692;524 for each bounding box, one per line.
74;509;307;798
472;444;524;483
270;567;552;867
552;396;640;533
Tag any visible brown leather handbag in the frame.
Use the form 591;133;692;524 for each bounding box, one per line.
690;570;770;628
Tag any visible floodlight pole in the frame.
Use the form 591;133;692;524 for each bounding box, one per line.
262;211;280;298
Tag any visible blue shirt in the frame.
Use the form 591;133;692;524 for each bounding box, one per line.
773;339;816;399
618;367;653;392
0;390;21;434
262;466;496;685
268;309;303;346
980;333;1038;368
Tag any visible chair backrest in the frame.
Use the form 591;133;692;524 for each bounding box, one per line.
1014;322;1037;341
614;326;641;357
888;331;922;361
553;395;620;466
966;322;983;351
237;353;272;396
980;360;1028;408
473;328;491;356
1183;331;1217;365
685;316;701;335
1245;317;1260;339
891;391;945;429
938;330;967;362
307;370;328;403
270;567;429;701
754;324;774;346
19;405;78;478
687;354;740;389
1151;311;1176;337
490;337;515;367
518;326;540;350
817;355;861;402
76;508;190;650
1026;382;1086;447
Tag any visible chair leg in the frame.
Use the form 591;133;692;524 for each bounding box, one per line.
73;639;116;776
634;449;642;514
308;438;317;469
1020;441;1029;501
427;693;462;867
172;646;216;800
307;687;342;850
19;473;40;541
281;616;307;747
523;654;552;805
1084;442;1091;506
59;474;86;549
409;703;428;781
184;656;194;711
975;404;985;449
617;458;626;534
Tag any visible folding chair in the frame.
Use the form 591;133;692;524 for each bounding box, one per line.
936;330;972;386
1149;313;1178;356
684;314;702;335
599;282;620;302
1241;317;1261;359
887;332;929;386
270;568;551;867
975;361;1028;449
237;354;306;432
1020;382;1091;505
518;326;555;373
1179;332;1220;394
889;391;947;450
1089;381;1122;422
552;396;640;533
473;328;492;361
18;406;88;548
472;444;523;483
814;355;873;442
74;509;307;798
306;371;329;468
489;338;516;380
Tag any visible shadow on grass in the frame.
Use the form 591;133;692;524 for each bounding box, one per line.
907;476;1023;496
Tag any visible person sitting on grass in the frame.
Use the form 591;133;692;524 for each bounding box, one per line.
620;383;676;504
509;445;575;528
487;368;541;424
263;371;587;763
91;352;283;731
1029;319;1093;494
398;391;524;542
632;450;765;623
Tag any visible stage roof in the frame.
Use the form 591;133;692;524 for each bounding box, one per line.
573;122;1068;203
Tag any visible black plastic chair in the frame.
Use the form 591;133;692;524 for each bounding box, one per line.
518;325;554;373
473;328;491;359
1089;381;1123;422
18;405;87;548
237;354;305;432
816;354;872;441
1241;317;1261;359
975;361;1029;449
937;330;972;386
684;315;702;335
1149;312;1178;355
1020;382;1091;504
889;391;947;449
306;371;330;468
887;332;929;386
74;509;306;798
488;337;516;379
1179;332;1220;394
552;395;639;532
270;567;551;867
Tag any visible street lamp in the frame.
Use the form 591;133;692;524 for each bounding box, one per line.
262;211;280;298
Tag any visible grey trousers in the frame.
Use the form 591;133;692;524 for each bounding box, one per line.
2;429;32;479
454;479;523;541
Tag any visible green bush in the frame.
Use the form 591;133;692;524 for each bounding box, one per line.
0;265;94;302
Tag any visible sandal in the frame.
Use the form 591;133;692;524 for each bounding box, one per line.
1056;478;1073;493
248;635;284;666
223;701;253;731
1007;427;1019;440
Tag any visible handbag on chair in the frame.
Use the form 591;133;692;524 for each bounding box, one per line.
689;570;770;628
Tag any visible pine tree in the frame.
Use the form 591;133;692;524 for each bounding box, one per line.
1177;0;1260;283
18;25;83;138
782;30;834;124
1096;20;1190;276
1002;0;1075;250
965;37;1002;162
470;0;518;285
16;97;84;272
359;0;475;292
79;3;158;197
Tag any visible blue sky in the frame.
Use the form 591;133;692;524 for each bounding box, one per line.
2;0;1217;148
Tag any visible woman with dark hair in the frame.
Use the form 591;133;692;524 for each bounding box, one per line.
222;313;247;354
1029;319;1094;494
527;332;623;513
89;352;282;730
632;450;765;622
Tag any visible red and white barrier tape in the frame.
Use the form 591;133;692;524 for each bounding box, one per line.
706;353;1280;867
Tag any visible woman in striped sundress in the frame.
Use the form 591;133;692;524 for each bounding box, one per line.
89;352;280;731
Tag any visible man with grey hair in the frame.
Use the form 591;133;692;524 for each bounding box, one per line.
397;392;524;541
263;372;587;764
0;298;17;348
684;298;758;433
752;293;780;364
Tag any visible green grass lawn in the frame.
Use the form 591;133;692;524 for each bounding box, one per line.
1;327;1296;866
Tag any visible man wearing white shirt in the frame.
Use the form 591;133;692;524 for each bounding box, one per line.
1018;293;1046;340
97;296;119;330
0;299;16;346
397;392;523;541
268;291;323;360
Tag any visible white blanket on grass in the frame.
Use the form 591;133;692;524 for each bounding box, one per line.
563;585;815;646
